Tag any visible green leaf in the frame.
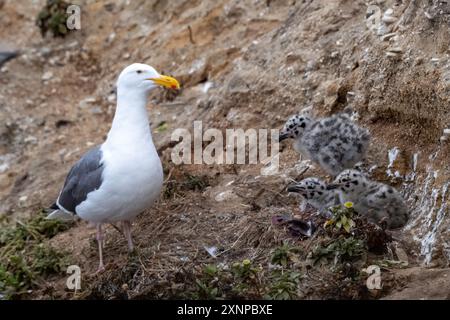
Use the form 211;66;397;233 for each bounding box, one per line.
156;121;168;133
343;223;351;233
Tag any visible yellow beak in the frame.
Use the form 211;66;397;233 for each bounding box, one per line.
148;75;180;90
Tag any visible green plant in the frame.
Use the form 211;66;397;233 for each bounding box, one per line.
31;243;68;275
192;264;222;299
0;211;71;246
36;0;70;37
311;236;366;266
184;174;210;192
231;259;260;281
266;271;301;300
270;244;301;267
156;121;168;133
0;212;72;299
324;202;356;233
194;279;219;299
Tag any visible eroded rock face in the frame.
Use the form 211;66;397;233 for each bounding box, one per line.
0;0;448;270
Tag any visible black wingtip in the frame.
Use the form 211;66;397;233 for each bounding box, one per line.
49;202;59;210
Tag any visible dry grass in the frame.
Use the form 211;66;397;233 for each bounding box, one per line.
38;167;397;300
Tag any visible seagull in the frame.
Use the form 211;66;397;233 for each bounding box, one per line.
279;113;370;177
47;63;180;272
327;169;409;229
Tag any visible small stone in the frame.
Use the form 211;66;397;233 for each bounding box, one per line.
40;47;52;57
24;136;38;144
214;190;237;202
431;57;440;64
0;163;9;174
42;71;53;81
382;9;397;24
90;106;102;114
18;195;28;207
106;32;116;44
381;32;397;41
80;51;89;60
387;47;403;54
107;93;116;103
79;97;97;109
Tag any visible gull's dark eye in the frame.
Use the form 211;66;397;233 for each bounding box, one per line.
136;70;143;74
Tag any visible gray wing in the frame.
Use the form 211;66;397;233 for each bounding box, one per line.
56;145;104;214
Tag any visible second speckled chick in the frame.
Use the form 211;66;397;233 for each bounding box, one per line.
327;169;409;229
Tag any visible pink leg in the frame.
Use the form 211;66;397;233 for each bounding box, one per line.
96;223;105;273
122;221;134;252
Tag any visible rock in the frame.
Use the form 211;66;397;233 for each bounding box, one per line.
18;195;28;207
381;33;397;41
24;136;37;145
0;163;9;174
214;189;238;202
106;32;116;45
226;75;250;94
90;106;103;114
79;97;97;109
41;71;53;81
382;11;397;24
107;93;116;103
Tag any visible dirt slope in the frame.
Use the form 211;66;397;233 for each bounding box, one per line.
0;0;449;299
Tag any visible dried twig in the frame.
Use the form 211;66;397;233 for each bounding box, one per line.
188;25;195;44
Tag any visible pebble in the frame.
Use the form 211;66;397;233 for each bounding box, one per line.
79;97;97;109
18;195;28;207
381;33;397;41
42;71;53;81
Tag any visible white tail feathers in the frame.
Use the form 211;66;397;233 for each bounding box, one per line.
46;209;75;221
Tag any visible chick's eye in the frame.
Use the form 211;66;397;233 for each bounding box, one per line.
136;70;143;74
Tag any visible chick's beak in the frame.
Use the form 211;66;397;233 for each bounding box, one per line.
287;185;304;193
148;75;180;90
326;184;340;190
279;133;289;142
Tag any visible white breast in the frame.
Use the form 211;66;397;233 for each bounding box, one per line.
76;140;163;223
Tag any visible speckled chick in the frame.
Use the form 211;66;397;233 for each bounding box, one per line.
287;177;338;217
279;113;370;176
328;169;409;229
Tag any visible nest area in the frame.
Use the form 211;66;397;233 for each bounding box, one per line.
3;165;400;300
0;158;417;300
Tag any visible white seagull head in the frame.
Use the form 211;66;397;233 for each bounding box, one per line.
117;63;180;93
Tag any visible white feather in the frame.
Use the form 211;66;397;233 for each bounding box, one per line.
46;209;75;221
